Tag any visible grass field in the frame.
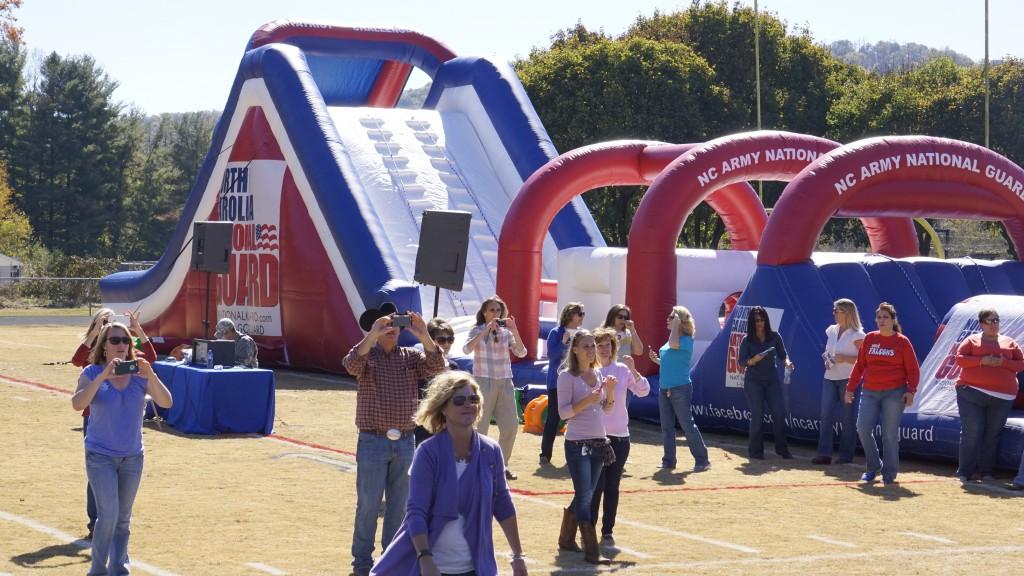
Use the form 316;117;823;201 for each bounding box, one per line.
1;323;1022;575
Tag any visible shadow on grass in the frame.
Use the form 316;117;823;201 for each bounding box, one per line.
10;541;89;569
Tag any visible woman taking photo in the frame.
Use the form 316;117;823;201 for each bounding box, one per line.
590;327;649;545
738;306;794;460
463;295;528;480
649;306;710;470
846;302;919;485
954;308;1024;482
557;330;616;564
602;304;643;360
71;321;172;576
372;372;527;576
540;302;585;466
813;299;865;465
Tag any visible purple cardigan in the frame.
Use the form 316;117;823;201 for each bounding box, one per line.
371;429;516;576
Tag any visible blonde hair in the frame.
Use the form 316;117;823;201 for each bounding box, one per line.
592;327;620;359
673;306;695;338
834;298;863;331
88;322;138;365
414;371;482;434
562;329;600;376
82;307;114;347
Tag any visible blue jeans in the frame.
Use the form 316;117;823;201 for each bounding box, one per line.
658;386;709;468
743;378;790;458
85;450;144;576
84;414;97;533
956;386;1013;477
351;432;414;571
564;439;605;524
1014;449;1024;486
817;379;859;461
590;435;630;536
856;387;906;481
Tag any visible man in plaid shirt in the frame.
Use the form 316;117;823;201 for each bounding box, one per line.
343;310;445;576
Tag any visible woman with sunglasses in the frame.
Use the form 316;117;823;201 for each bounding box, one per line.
590;327;649;546
372;372;527;576
953;308;1024;482
738;306;794;460
813;298;865;465
557;330;616;564
464;296;528;480
414;318;461;447
71;309;157;541
71;322;172;576
845;302;919;485
540;302;586;466
602;304;643;361
649;306;710;470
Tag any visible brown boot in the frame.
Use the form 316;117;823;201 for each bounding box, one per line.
579;521;611;564
558;508;581;552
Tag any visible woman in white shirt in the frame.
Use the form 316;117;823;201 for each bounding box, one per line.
813;298;865;465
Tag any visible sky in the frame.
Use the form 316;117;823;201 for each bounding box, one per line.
14;0;1024;114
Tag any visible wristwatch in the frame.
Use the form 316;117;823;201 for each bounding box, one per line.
416;549;432;561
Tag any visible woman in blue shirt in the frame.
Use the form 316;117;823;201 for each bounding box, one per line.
71;322;172;576
649;306;710;471
738;306;794;460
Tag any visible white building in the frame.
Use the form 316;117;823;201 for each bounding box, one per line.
0;253;22;285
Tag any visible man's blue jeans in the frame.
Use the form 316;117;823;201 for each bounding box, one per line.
351;432;414;571
856;387;906;481
956;386;1013;477
817;379;859;462
85;450;144;576
564;439;604;524
1014;448;1024;486
658;386;709;468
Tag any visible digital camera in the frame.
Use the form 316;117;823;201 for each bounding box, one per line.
114;360;139;375
391;314;411;328
496;319;507;327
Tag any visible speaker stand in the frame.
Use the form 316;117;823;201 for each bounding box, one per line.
203;271;213;339
432;286;440;319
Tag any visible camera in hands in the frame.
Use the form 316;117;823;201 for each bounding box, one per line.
114;360;139;375
391;314;411;328
496;319;507;327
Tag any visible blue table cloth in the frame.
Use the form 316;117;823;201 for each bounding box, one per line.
152;361;275;435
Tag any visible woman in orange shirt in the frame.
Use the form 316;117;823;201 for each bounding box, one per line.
954;308;1024;482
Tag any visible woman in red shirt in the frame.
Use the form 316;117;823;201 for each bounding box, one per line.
845;302;919;485
954;308;1024;482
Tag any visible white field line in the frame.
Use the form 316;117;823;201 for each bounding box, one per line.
899;531;956;544
12;396;30;401
806;534;858;548
546;544;1024;573
511;492;758;554
605;544;655;559
245;562;288;575
0;509;180;576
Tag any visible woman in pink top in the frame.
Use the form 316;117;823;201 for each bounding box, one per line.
589;328;649;546
556;330;616;564
954;308;1024;482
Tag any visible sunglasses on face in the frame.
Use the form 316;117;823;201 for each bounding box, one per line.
106;336;132;345
983;318;1000;325
451;394;481;407
576;311;586;317
434;335;455;344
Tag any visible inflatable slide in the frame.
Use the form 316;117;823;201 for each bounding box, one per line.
98;22;603;371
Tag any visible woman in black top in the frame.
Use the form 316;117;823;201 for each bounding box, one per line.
738;306;794;460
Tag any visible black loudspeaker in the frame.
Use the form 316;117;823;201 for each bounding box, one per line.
414;210;471;291
191;221;233;273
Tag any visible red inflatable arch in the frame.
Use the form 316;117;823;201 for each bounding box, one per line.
626;131;920;373
496;140;769;360
760;136;1024;265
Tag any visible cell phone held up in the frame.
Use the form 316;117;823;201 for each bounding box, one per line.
391;314;411;328
114;360;139;375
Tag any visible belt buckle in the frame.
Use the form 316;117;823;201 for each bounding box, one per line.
386;428;402;441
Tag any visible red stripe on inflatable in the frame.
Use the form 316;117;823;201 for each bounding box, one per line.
228;108;284;162
367;61;413;108
760;136;1024;265
251;22;457;63
497;141;766;360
